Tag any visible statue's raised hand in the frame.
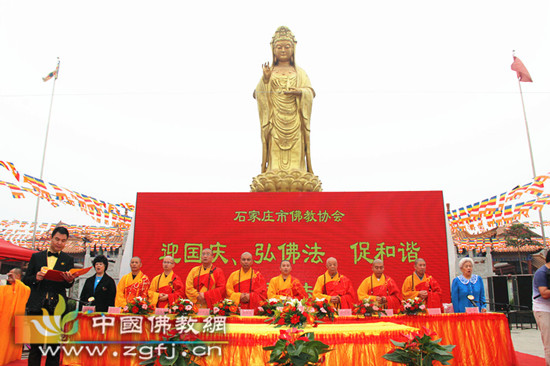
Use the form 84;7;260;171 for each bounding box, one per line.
262;62;273;83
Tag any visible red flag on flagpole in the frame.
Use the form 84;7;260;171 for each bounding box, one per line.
511;56;533;82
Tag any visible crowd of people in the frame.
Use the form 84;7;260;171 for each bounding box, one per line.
2;227;493;366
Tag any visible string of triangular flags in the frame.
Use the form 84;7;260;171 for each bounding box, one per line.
447;173;550;233
453;236;545;253
0;219;125;251
0;161;133;228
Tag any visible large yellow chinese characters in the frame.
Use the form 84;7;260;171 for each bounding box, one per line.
252;26;321;192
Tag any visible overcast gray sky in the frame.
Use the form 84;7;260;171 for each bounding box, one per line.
1;0;549;232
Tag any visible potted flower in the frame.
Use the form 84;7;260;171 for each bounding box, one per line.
309;298;337;322
263;328;332;366
401;297;426;316
124;296;154;315
382;327;455;365
211;298;239;316
269;298;316;328
353;298;387;317
170;298;198;317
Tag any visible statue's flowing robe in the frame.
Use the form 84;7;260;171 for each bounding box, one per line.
255;66;315;173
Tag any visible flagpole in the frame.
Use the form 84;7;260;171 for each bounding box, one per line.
31;58;60;250
515;59;547;246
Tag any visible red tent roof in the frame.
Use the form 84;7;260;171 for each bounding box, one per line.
0;238;37;261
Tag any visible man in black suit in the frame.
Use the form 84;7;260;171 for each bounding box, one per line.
79;254;116;312
23;226;75;366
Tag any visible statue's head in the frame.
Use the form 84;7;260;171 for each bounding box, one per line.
271;26;297;66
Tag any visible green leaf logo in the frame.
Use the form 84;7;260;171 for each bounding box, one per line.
30;295;79;339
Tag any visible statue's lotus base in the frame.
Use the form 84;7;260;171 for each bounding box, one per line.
250;170;322;192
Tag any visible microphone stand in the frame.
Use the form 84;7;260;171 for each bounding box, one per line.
67;297;94;311
481;300;530;329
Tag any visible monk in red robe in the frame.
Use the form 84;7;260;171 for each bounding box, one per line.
186;248;226;308
267;260;308;300
357;259;402;312
115;257;151;308
149;256;186;308
313;257;357;309
402;258;443;309
0;268;30;365
226;252;267;314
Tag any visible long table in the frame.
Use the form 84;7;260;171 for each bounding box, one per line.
61;313;517;366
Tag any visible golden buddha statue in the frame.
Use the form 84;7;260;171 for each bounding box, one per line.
251;26;322;192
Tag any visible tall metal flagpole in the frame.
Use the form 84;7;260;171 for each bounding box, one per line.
31;58;60;250
514;52;547;246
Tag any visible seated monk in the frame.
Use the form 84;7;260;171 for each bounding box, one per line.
267;260;308;300
357;259;402;312
186;248;226;308
149;256;186;308
0;268;31;365
115;256;151;308
402;258;442;309
226;252;267;314
313;257;357;309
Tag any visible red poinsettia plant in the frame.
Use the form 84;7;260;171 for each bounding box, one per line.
309;298;337;322
124;296;154;315
353;298;387;317
211;298;239;317
170;298;198;317
401;297;426;316
269;298;316;328
258;298;284;317
382;327;455;365
263;328;331;366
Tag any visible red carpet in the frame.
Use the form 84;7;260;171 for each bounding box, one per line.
516;352;546;365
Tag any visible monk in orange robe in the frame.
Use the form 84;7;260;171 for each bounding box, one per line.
186;248;226;308
267;260;308;300
313;257;357;309
357;259;402;312
115;257;151;308
402;258;442;309
0;268;31;365
149;256;186;308
226;252;267;314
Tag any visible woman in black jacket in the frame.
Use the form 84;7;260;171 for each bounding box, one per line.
79;255;116;312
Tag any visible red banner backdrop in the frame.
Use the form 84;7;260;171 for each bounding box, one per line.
133;191;450;302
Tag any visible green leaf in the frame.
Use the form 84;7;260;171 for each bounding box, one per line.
390;339;407;347
139;358;156;365
54;295;66;316
383;350;414;363
269;347;284;362
159;352;177;366
64;321;79;336
61;310;78;330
